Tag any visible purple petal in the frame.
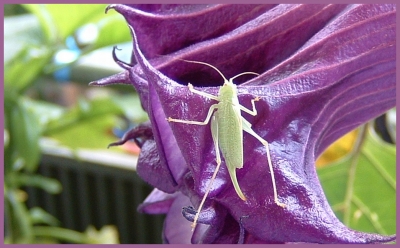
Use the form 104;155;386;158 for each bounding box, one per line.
94;4;396;244
137;188;177;214
89;71;131;86
108;4;277;58
162;193;193;244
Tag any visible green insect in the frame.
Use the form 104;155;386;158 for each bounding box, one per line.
167;60;285;229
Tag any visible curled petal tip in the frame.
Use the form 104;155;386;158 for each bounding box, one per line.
112;46;132;70
88;72;131;87
105;4;116;14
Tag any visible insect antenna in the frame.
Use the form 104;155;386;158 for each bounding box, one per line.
230;71;260;81
180;59;228;83
180;59;259;84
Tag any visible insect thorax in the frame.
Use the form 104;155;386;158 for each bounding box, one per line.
219;82;237;101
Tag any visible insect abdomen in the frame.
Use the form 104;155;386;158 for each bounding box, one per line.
217;102;243;170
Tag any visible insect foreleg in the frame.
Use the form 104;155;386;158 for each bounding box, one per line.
167;104;218;125
188;83;220;101
241;118;285;208
238;96;260;116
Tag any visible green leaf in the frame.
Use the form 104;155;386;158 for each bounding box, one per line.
317;125;396;235
20;98;64;127
23;4;108;43
84;225;120;244
4;12;46;64
4;46;52;94
32;225;120;244
32;226;87;244
113;94;149;123
5;97;42;172
8;173;63;194
29;207;60;226
44;97;124;149
21;4;56;43
92;14;131;50
5;189;34;243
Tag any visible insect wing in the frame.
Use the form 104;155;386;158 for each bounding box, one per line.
217;101;243;170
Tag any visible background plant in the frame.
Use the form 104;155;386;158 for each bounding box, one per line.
4;4;147;244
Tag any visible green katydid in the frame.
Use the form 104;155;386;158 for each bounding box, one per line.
167;60;285;229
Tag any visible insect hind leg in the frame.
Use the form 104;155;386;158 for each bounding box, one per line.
241;118;285;208
191;115;221;230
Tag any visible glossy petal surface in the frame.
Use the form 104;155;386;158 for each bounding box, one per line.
92;4;396;244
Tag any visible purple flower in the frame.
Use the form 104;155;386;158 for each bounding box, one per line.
91;4;396;244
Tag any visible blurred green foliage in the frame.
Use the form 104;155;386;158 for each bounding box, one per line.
317;124;396;236
4;4;27;16
4;4;145;244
